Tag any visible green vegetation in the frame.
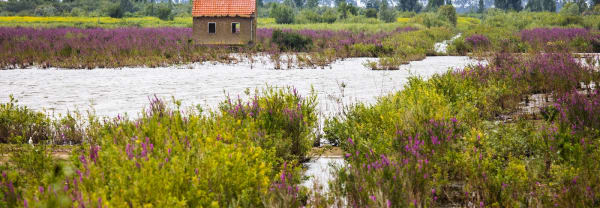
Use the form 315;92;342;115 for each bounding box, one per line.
448;11;600;55
3;0;600;207
0;87;318;207
2;2;600;204
324;52;600;207
271;30;313;51
270;3;295;24
0;0;190;19
2;51;599;207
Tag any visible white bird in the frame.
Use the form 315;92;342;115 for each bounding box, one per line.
28;137;33;147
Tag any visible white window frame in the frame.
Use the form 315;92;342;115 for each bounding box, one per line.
231;22;240;34
208;22;216;34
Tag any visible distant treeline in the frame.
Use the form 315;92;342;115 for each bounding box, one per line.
0;0;193;20
0;0;599;23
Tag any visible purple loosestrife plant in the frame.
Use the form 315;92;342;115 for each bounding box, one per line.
457;52;591;94
519;28;597;52
0;27;418;69
465;34;490;50
264;163;303;207
335;118;462;207
555;90;600;135
520;28;589;45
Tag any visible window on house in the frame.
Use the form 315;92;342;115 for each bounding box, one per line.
208;22;216;34
232;22;240;33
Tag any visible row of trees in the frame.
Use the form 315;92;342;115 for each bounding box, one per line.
0;0;191;19
1;0;599;20
265;0;462;24
267;1;403;23
262;0;599;13
265;0;599;25
262;0;449;12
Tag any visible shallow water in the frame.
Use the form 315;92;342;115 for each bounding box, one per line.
0;56;482;118
0;56;483;193
302;157;345;192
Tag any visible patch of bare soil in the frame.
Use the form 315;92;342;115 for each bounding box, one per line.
310;146;344;158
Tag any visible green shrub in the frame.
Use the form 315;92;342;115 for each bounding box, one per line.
365;8;378;18
272;30;313;51
295;9;321;23
219;87;318;162
33;5;57;16
156;4;174;21
270;4;295;24
321;8;338;23
378;8;397;23
0;88;316;207
559;15;584;26
0;96;51;144
416;12;452;28
325;52;600;207
106;4;124;19
437;5;457;26
560;2;580;16
450;37;470;55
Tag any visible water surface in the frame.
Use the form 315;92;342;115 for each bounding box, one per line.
0;56;482;117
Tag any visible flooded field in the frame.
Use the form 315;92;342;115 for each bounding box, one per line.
0;56;482;118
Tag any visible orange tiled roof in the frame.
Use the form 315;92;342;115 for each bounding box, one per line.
193;0;256;17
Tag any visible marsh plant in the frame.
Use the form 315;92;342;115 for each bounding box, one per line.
0;26;431;69
0;87;318;207
324;51;600;207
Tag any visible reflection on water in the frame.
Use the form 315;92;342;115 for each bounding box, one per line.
0;56;482;118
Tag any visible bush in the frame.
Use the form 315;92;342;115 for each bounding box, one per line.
559;15;584;26
272;30;313;51
378;8;397;23
416;12;452;28
437;5;457;26
219;87;318;161
0;88;317;207
156;4;174;21
464;34;490;50
69;8;86;17
106;4;124;18
450;38;469;55
33;5;57;16
560;2;580;16
365;8;378;18
295;9;321;23
554;91;600;134
325;51;600;207
270;4;295;24
321;8;338;23
0;96;51;144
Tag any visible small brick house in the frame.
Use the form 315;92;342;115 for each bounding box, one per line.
192;0;257;45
